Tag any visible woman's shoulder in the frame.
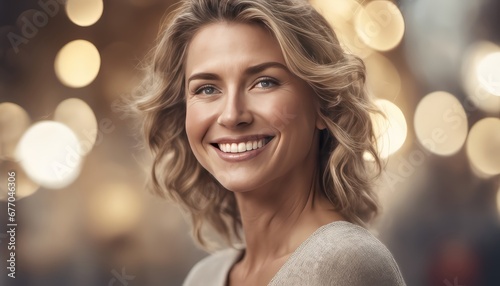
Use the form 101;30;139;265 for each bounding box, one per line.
271;221;406;285
183;248;242;286
318;221;400;261
313;220;395;256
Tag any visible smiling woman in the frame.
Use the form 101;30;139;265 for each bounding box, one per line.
132;0;406;285
185;23;323;194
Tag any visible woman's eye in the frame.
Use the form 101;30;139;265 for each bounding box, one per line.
195;85;219;95
254;78;278;89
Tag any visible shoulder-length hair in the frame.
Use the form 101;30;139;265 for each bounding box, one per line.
133;0;382;249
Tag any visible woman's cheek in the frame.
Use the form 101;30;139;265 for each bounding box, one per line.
261;96;301;132
185;103;210;154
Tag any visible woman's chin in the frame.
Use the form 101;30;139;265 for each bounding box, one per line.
214;177;260;193
209;169;262;193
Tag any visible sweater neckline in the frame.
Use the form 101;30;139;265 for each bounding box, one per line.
223;220;353;286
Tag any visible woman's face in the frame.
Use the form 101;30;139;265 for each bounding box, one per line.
184;22;324;192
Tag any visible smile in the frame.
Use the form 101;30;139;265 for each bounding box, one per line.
210;136;275;162
215;137;273;153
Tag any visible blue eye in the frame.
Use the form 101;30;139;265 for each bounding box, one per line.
195;85;219;95
254;78;279;89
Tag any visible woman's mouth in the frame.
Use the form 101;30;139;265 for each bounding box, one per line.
211;136;274;153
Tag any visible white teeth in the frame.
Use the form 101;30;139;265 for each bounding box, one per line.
238;142;246;152
217;138;270;153
231;143;238;153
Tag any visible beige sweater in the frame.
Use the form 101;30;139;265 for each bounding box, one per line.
183;221;406;286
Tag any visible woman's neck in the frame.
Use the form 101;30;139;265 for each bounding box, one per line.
233;168;344;273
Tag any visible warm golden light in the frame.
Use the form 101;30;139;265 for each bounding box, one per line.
466;118;500;176
0;102;30;160
310;0;361;30
86;182;143;239
337;24;374;59
16;121;82;189
65;0;103;27
0;160;39;201
311;0;373;58
365;52;401;100
54;98;97;156
414;91;468;156
55;40;101;88
355;1;405;52
311;0;372;58
462;41;500;115
368;99;407;159
476;52;500;97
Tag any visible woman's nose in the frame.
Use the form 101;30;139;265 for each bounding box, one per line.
217;91;253;128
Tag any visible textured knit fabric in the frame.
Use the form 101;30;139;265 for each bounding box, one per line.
183;221;406;286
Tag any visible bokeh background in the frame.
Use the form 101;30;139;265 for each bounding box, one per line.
0;0;499;285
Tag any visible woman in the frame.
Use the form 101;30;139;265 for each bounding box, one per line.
134;0;406;285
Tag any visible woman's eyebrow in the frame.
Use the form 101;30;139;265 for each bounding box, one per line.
187;72;220;84
187;61;289;84
244;61;289;76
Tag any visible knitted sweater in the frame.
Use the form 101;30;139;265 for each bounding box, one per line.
183;221;406;286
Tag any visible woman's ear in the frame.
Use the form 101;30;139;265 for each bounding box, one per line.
313;93;327;130
316;114;327;130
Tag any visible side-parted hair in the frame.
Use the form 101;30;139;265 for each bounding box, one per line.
133;0;382;249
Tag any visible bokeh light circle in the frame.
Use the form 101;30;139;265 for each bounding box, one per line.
55;40;101;88
54;98;97;156
355;1;405;52
337;24;374;59
365;52;401;100
466;118;500;176
0;102;30;160
368;99;408;159
65;0;103;27
462;41;500;115
311;0;362;29
476;52;500;97
16;121;82;189
311;0;373;58
414;91;468;156
0;160;39;201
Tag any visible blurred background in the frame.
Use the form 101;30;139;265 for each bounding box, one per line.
0;0;499;285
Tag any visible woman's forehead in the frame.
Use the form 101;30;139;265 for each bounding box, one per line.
184;22;287;77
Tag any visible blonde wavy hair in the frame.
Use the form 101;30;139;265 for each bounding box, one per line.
133;0;382;249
